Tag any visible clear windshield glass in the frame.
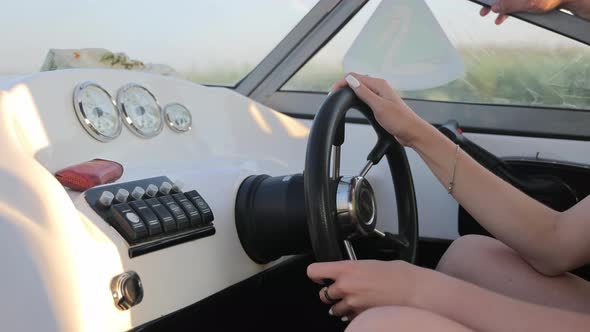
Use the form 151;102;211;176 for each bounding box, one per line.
284;0;590;110
0;0;319;86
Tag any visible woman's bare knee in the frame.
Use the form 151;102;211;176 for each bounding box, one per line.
345;307;473;332
437;234;508;279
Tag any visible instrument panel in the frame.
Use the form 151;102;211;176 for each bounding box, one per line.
73;81;192;141
0;69;310;331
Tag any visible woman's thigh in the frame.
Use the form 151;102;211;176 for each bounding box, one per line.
345;306;473;332
437;234;590;313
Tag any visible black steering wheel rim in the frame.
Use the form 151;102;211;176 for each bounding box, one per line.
303;87;419;262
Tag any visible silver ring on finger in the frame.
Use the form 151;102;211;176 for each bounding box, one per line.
323;287;339;304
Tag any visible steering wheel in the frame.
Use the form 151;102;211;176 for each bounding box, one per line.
304;87;419;262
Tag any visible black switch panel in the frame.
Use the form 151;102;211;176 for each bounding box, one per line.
158;195;190;230
110;203;148;242
84;176;216;258
130;200;163;236
145;198;177;232
172;193;203;227
185;190;215;223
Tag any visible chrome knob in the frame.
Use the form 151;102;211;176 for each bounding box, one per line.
145;184;158;198
98;191;114;208
115;189;129;203
130;186;145;200
171;181;184;193
159;182;172;195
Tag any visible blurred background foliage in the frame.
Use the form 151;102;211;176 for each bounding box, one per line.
279;47;590;110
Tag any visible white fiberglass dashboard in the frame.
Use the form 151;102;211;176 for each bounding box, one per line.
0;69;312;331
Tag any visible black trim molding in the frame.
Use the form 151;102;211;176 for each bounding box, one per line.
266;91;590;141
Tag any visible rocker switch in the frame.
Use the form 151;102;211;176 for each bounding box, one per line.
129;200;162;236
110;203;148;242
145;198;177;232
185;190;214;223
158;195;189;230
172;193;202;226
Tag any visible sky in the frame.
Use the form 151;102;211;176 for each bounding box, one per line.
0;0;586;75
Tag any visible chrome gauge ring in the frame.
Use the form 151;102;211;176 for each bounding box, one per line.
117;83;163;138
73;81;122;142
164;103;192;133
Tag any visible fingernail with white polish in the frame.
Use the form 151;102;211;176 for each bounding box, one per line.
345;75;360;89
341;316;349;322
328;308;334;316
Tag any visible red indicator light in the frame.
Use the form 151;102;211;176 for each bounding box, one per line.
55;159;124;191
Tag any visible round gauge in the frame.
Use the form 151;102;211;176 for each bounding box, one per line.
117;83;163;138
164;103;192;133
73;82;122;142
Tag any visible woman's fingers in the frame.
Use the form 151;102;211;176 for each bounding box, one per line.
495;14;510;25
329;78;349;94
480;5;509;25
344;74;384;111
307;261;349;282
319;285;346;304
329;296;362;319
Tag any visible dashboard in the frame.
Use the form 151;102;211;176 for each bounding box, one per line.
0;69;311;331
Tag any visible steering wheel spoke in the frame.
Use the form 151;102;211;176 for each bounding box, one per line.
332;145;341;181
343;239;357;260
358;160;374;177
388;233;410;250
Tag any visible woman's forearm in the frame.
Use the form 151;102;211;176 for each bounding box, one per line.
409;121;563;274
413;267;590;332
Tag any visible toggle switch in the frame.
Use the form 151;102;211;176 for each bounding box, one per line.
171;181;184;194
159;182;172;196
115;189;130;203
130;187;145;201
98;191;115;209
145;184;158;198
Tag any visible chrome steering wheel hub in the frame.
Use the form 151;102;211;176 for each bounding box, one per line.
336;176;377;238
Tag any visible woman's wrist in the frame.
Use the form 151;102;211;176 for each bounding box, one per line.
405;117;439;151
404;265;441;309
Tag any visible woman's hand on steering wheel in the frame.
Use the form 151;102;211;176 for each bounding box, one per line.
307;260;423;319
331;73;427;147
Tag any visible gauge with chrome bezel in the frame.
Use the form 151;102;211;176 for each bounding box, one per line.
117;83;163;138
164;103;192;133
73;82;122;142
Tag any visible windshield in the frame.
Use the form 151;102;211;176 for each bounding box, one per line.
0;0;319;86
285;0;590;111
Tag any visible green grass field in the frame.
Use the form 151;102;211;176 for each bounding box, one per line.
185;47;590;111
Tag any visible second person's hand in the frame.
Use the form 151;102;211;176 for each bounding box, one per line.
481;0;566;25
